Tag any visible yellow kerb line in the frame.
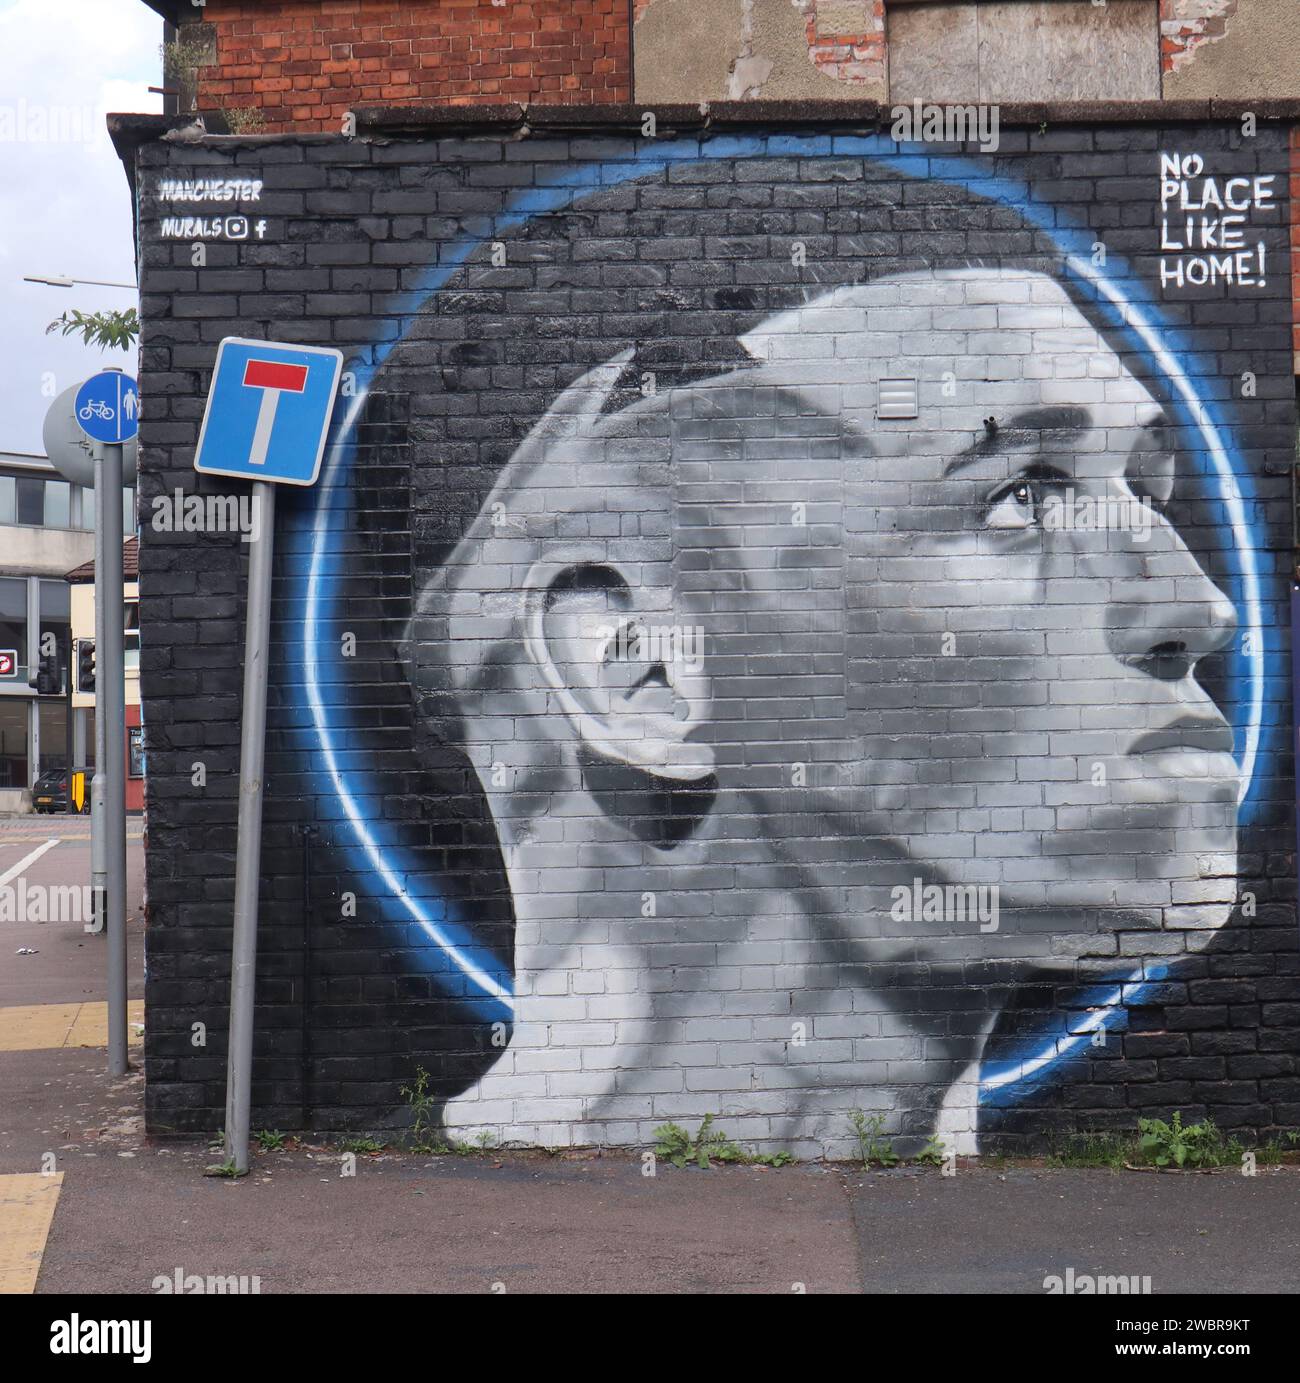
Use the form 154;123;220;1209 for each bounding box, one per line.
0;1000;145;1052
0;1173;64;1294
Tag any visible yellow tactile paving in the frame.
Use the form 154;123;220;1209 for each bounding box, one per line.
0;1001;144;1052
65;999;145;1049
0;1173;64;1294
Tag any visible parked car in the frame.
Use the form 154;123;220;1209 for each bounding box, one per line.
32;767;90;814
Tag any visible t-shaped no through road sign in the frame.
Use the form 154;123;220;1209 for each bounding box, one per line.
194;337;345;1176
194;338;343;486
243;357;310;467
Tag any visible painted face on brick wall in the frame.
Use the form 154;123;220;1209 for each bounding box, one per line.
740;269;1240;938
411;268;1240;964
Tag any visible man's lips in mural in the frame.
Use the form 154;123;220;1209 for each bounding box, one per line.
1127;715;1238;784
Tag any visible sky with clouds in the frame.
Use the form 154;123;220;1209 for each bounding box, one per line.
0;0;161;454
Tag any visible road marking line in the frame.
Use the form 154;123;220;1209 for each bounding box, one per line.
0;1173;63;1294
0;1001;145;1052
0;833;143;843
0;838;60;890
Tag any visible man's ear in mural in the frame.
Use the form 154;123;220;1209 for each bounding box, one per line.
522;556;715;784
402;350;635;711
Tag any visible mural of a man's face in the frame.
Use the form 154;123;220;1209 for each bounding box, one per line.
406;263;1249;1152
418;268;1240;970
745;271;1240;933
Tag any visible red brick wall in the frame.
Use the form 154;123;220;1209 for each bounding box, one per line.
193;0;631;132
1158;0;1238;75
802;0;886;86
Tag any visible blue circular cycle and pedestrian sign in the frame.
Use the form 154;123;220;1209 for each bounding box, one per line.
74;371;140;445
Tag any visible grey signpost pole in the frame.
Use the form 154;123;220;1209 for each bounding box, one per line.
102;443;128;1079
51;373;137;1049
90;445;107;939
224;480;276;1173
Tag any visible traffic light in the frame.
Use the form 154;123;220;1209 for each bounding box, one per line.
77;640;96;694
29;651;61;696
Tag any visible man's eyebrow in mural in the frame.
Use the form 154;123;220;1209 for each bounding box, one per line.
940;405;1179;520
944;407;1099;474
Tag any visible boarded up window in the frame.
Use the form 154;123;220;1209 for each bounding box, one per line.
888;0;1160;102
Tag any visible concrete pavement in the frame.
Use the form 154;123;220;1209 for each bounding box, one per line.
0;1043;1296;1294
1;814;1299;1296
0;814;145;1296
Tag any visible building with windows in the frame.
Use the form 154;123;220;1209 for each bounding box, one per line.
0;449;135;811
67;538;144;814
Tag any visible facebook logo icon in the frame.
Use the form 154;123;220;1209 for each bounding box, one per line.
194;338;344;487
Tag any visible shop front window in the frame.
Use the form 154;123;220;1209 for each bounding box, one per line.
38;701;67;774
0;699;27;789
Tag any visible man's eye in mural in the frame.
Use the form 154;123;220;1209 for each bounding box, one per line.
984;464;1071;530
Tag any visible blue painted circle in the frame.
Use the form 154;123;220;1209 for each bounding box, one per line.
74;371;139;444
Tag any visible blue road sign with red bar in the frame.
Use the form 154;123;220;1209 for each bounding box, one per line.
194;338;343;486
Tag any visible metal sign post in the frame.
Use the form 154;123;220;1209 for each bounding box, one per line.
42;381;136;943
100;443;128;1078
72;372;139;1077
89;447;107;938
195;338;342;1174
225;479;275;1174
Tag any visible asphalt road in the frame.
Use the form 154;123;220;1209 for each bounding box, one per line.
0;814;145;1008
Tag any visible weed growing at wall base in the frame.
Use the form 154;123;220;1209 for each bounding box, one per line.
1137;1112;1239;1168
652;1116;794;1169
848;1110;898;1167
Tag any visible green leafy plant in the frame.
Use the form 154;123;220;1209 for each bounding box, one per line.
915;1135;948;1168
205;1157;244;1179
1137;1111;1230;1169
397;1073;494;1156
651;1114;790;1169
46;308;139;351
848;1110;898;1168
222;106;266;135
1046;1131;1135;1169
339;1136;386;1154
400;1065;445;1154
253;1129;286;1151
161;35;215;82
750;1150;796;1167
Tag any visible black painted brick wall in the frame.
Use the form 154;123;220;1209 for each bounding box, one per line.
132;119;1299;1147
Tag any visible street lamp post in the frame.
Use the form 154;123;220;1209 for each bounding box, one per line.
23;274;138;290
